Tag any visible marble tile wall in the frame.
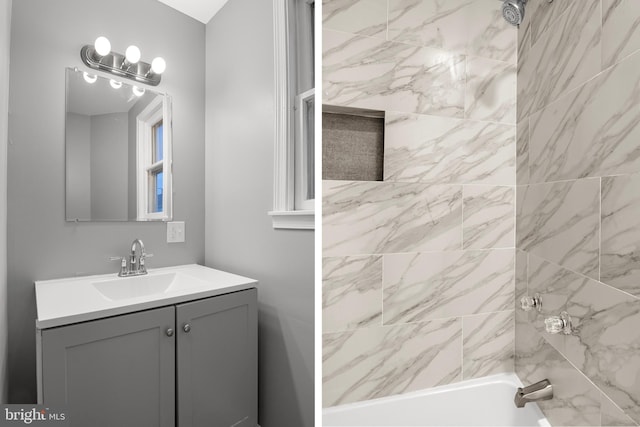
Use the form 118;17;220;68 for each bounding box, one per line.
322;0;517;407
516;1;640;425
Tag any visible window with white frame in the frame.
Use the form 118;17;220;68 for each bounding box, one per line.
269;0;315;229
136;96;172;221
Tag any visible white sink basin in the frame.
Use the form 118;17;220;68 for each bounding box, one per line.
35;264;258;329
92;272;195;301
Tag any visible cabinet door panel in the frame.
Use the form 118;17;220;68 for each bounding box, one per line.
41;307;176;427
177;289;257;427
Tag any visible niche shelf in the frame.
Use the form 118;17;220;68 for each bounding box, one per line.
322;105;385;181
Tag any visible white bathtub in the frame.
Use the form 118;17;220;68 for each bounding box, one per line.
323;373;551;426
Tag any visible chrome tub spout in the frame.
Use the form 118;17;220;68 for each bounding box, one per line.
514;379;553;408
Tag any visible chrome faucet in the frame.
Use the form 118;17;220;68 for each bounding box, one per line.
110;239;153;277
129;238;146;275
514;379;553;408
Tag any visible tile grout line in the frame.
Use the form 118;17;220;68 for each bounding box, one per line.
461;186;465;250
323;309;517;335
461;315;464;381
599;177;602;282
527;250;640;302
380;253;385;328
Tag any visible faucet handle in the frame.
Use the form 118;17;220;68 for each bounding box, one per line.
520;293;542;312
109;256;128;276
545;311;572;335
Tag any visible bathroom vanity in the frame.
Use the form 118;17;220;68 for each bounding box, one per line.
34;264;258;427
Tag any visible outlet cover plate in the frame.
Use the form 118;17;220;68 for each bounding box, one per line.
167;221;185;243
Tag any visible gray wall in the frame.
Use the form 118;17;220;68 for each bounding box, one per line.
90;112;128;220
65;112;91;220
515;1;640;425
7;0;205;402
205;1;314;426
0;0;11;405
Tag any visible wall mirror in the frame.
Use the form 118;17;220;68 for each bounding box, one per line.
65;67;173;221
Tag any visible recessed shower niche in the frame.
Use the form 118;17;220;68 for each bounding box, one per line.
322;106;384;181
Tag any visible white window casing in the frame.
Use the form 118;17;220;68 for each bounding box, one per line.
136;96;173;221
269;0;315;230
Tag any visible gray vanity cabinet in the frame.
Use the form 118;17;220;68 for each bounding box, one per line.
177;289;258;426
40;305;176;427
38;289;258;427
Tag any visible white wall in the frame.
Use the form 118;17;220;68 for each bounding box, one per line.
205;1;314;426
7;0;205;402
0;0;10;405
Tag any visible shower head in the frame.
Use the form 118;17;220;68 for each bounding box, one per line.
502;0;526;27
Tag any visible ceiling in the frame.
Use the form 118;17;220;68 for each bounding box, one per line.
156;0;229;24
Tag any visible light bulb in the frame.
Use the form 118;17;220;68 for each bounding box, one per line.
125;45;141;64
151;57;166;74
94;36;111;56
132;86;145;97
109;79;122;89
83;72;97;84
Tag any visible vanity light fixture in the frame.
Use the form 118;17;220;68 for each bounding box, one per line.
80;36;166;86
132;86;145;97
109;79;122;89
82;72;97;84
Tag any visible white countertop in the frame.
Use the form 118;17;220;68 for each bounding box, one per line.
35;264;258;329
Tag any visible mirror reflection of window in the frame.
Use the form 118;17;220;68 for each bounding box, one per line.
136;96;171;220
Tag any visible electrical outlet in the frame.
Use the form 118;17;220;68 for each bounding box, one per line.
167;221;185;243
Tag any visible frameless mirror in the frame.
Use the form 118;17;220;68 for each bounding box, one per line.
65;67;172;221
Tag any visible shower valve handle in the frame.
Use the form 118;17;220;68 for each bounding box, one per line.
520;293;541;312
545;312;572;335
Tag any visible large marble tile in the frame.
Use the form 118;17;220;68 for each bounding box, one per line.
529;50;640;183
601;173;640;298
387;0;516;63
529;0;571;47
462;310;514;379
516;179;599;279
601;393;639;427
383;112;516;185
602;0;640;68
323;30;466;117
516;0;531;57
527;0;601;113
516;118;529;185
387;0;470;53
462;185;514;249
465;56;516;124
323;319;462;407
323;180;462;256
563;275;640;424
515;249;528;325
322;0;388;39
516;29;535;122
323;255;383;333
465;0;517;64
515;322;601;427
525;254;640;425
382;249;514;324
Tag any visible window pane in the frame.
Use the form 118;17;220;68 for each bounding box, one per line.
152;121;163;162
148;170;163;213
305;96;314;200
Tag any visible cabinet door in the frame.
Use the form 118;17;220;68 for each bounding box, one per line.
41;306;176;427
177;289;257;427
